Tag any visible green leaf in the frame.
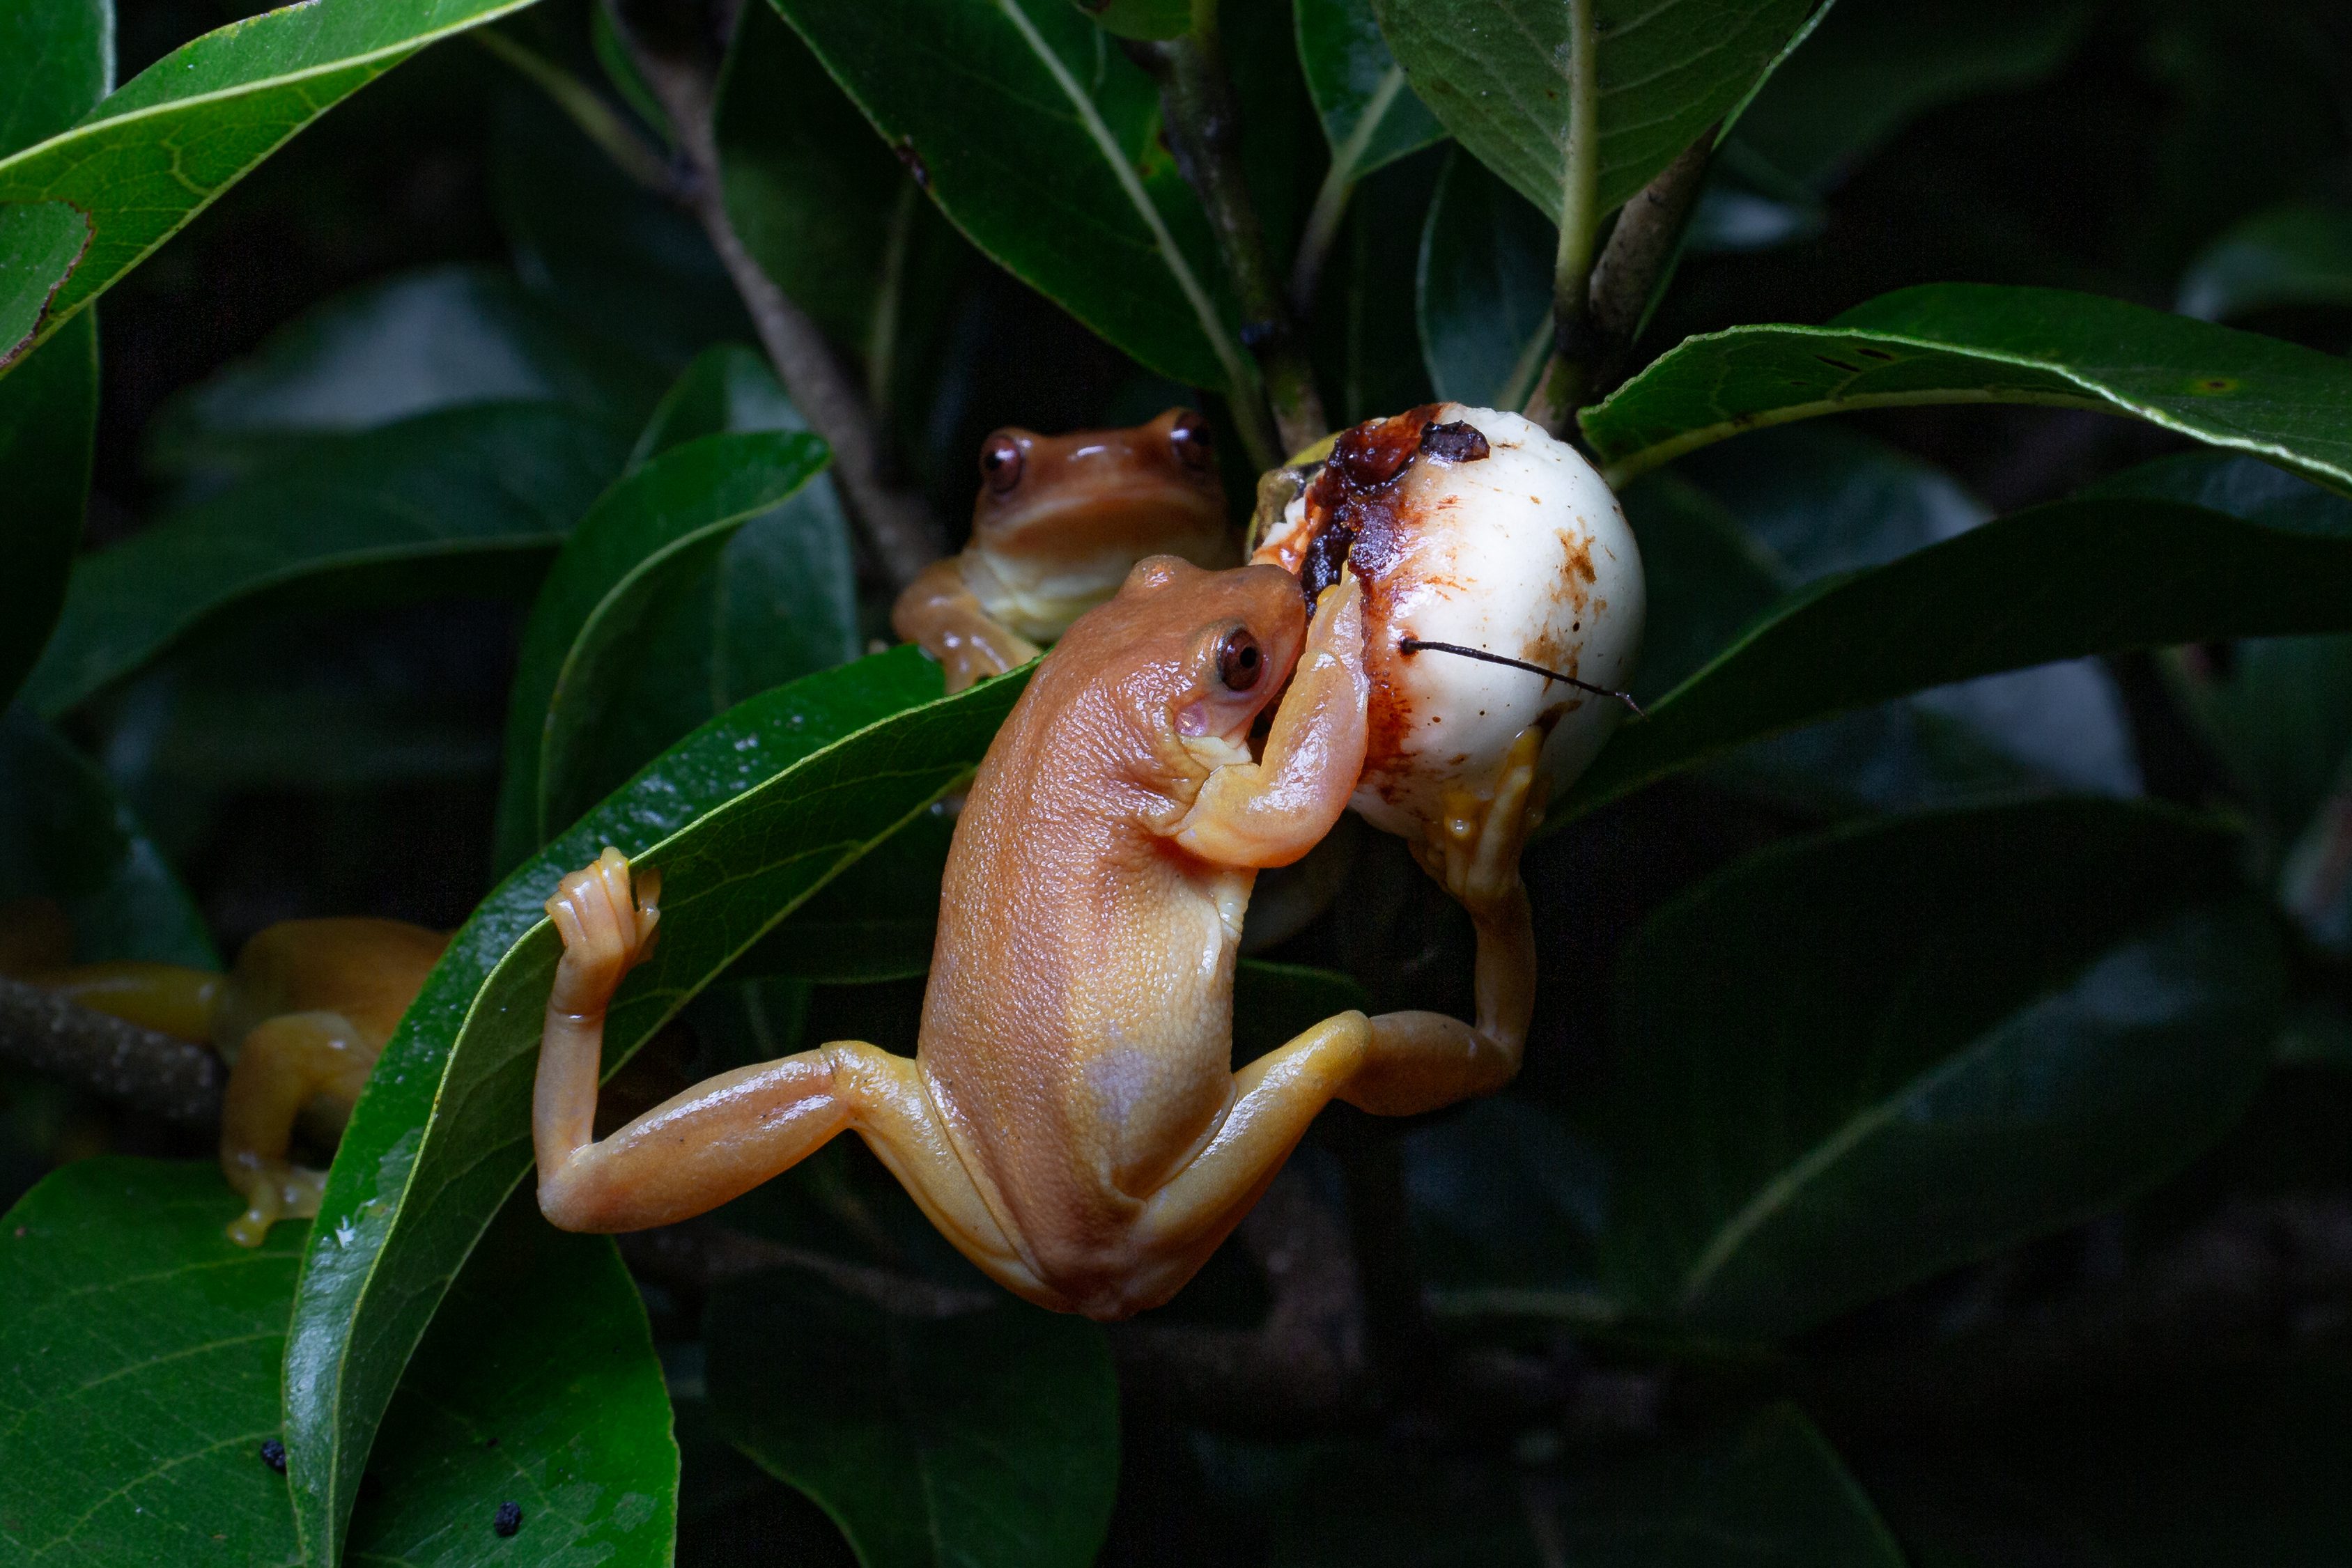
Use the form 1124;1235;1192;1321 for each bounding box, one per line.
490;427;833;869
2103;455;2352;835
1558;1405;1904;1567
707;1273;1118;1568
1558;491;2352;821
284;646;1026;1567
1306;148;1439;428
1582;284;2352;491
0;0;543;370
0;708;212;967
736;802;957;984
2178;200;2352;323
1069;0;1189;42
575;348;859;827
0;201;89;368
26;403;630;720
0;1160;674;1566
766;0;1253;399
1415;148;1551;410
345;1188;679;1564
718;1;935;357
1731;0;2092;190
0;310;96;709
1602;800;2280;1337
143;264;661;480
1233;957;1372;1062
1271;1404;1900;1567
0;0;111;158
1296;0;1444;181
1370;0;1817;228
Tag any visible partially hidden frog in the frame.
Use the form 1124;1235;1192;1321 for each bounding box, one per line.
892;407;1233;692
3;907;447;1245
533;555;1538;1319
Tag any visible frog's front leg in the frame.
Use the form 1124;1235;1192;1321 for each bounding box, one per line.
890;557;1041;694
530;848;1044;1297
219;1011;378;1246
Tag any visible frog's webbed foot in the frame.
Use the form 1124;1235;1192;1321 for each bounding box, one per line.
219;1010;378;1246
546;846;660;1023
1410;724;1547;924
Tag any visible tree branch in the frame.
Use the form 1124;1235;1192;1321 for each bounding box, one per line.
0;977;222;1128
1582;127;1715;399
1136;15;1326;459
609;1;947;589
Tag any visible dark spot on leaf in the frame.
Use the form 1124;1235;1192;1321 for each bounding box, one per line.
892;139;929;192
1420;421;1490;462
495;1501;523;1537
1813;355;1862;374
1857;347;1896;362
259;1439;286;1474
2192;375;2239;395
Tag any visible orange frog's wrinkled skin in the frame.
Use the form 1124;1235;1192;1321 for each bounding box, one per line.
3;908;447;1245
891;408;1233;692
534;557;1540;1319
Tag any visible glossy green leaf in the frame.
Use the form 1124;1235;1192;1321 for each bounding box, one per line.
26;403;630;720
0;0;542;371
0;0;111;158
490;427;831;868
0;310;97;711
569;348;858;830
708;1273;1119;1568
144;264;660;479
284;646;1026;1567
0;201;88;368
1296;0;1444;182
736;802;956;984
1306;148;1439;428
1582;284;2352;490
766;0;1253;398
718;1;932;355
1732;0;2092;190
1370;0;1816;228
1602;800;2280;1337
1415;148;1551;410
1558;491;2352;821
0;1161;674;1566
0;708;212;967
2178;201;2352;323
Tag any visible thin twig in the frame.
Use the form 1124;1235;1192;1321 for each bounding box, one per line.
1137;9;1326;458
0;977;222;1128
609;3;946;589
471;29;679;196
1520;0;1601;437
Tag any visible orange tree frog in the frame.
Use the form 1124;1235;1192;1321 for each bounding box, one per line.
6;913;447;1245
891;407;1233;693
532;555;1537;1319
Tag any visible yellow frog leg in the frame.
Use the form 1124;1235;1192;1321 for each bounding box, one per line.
219;1009;378;1246
530;848;1044;1299
890;557;1042;694
1174;576;1370;869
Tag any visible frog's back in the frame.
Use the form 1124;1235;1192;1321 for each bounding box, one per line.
916;615;1243;1294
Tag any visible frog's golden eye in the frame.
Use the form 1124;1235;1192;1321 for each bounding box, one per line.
1170;412;1214;472
1216;628;1264;692
979;432;1024;495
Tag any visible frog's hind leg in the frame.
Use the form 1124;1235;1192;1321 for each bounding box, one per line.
532;848;1042;1298
219;1011;378;1247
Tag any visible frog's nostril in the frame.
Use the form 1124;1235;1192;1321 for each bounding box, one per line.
1170;411;1214;470
980;433;1024;494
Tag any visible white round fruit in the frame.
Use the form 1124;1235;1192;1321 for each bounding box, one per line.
1248;403;1644;839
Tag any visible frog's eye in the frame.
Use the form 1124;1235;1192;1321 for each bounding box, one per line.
979;432;1024;495
1215;628;1264;692
1170;412;1214;471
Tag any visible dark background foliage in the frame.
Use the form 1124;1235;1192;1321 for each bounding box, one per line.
4;0;2352;1562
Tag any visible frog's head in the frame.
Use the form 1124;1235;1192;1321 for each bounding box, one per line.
968;408;1229;573
1043;555;1309;763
